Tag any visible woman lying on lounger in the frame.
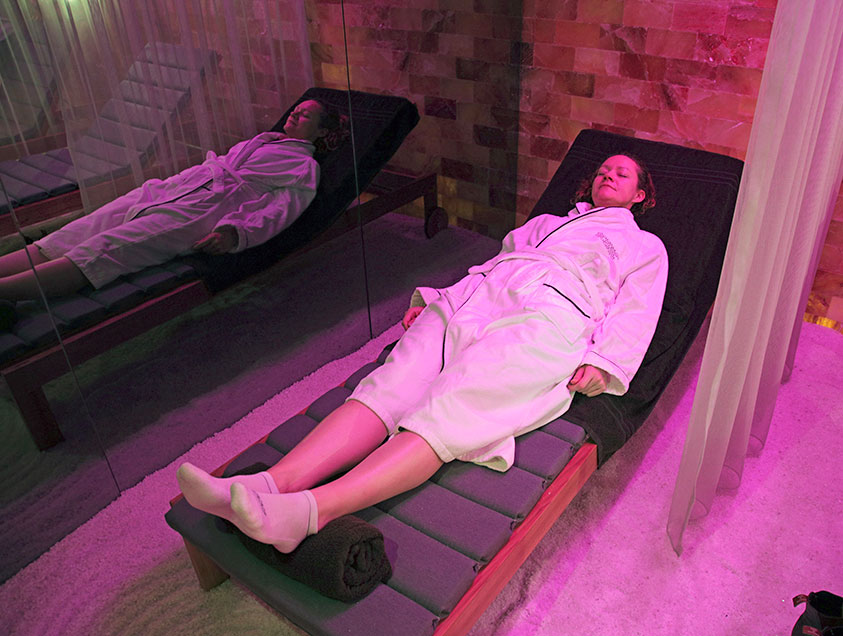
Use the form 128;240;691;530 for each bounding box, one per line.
177;153;669;554
0;99;347;325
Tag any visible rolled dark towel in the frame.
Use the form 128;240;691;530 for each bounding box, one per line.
234;515;392;602
223;462;392;602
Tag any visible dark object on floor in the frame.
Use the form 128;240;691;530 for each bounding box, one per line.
0;300;19;331
792;591;843;636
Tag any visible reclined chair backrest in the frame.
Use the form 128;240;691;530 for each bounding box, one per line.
530;128;744;461
184;87;420;292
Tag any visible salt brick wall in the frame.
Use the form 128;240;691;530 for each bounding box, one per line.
306;0;843;321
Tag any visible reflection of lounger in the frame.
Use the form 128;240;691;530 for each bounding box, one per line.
0;41;218;232
0;15;57;147
1;87;440;450
164;129;744;636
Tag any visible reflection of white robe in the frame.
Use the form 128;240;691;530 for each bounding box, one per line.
35;135;319;288
351;204;668;471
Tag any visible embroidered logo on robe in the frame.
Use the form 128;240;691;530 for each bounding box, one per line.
596;232;618;260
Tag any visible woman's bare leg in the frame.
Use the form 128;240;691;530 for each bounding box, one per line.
266;399;390;491
0;245;49;277
0;256;88;300
177;399;389;520
310;430;442;527
229;430;442;552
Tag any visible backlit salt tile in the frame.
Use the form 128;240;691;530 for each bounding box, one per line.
455;12;494;38
388;7;423;31
551;71;595;98
593;75;645;104
571;96;615;126
438;119;467;142
441;78;475;104
409;74;440;96
422;9;457;34
524;18;557;44
491;15;522;40
672;3;729;35
424;96;457;120
827;220;843;251
407;53;455;77
599;25;648;54
553;21;602;49
726;6;775;39
409;32;439;54
623;0;672;29
521;67;556;93
665;58;717;87
811;271;843;301
490;106;519;130
456;58;490;82
819;245;843;277
532;44;576;71
645;28;697;59
614;103;659;133
715;66;763;96
574;48;621;76
473;37;512;63
457;181;489;205
524;0;577;21
320;63;348;86
548;117;586;142
438;33;474;57
531;90;569;117
834;191;843;223
578;0;624;24
619;53;666;81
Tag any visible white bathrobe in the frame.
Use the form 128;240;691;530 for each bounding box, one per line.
350;203;669;471
35;134;319;288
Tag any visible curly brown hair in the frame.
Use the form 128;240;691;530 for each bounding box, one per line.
310;100;350;161
572;153;656;215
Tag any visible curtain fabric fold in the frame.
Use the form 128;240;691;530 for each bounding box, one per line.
667;0;843;554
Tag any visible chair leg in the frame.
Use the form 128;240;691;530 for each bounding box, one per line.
424;176;448;238
182;538;229;591
3;376;64;450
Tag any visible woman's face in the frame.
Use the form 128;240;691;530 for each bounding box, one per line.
283;100;327;142
590;155;646;210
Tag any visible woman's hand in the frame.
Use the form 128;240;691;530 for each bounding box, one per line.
193;226;238;255
402;305;424;330
567;364;609;397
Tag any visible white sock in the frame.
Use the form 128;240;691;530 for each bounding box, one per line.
229;485;318;554
177;462;278;522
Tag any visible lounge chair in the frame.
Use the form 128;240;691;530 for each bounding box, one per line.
164;128;744;636
1;87;442;449
0;41;218;233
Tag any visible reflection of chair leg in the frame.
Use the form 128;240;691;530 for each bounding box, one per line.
2;372;64;450
423;174;448;239
1;280;212;451
183;538;229;591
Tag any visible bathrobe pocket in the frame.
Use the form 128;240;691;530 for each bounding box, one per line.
525;271;593;345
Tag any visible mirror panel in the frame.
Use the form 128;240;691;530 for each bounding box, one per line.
0;0;368;582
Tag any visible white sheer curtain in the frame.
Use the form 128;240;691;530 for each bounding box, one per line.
1;0;312;216
667;0;843;554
